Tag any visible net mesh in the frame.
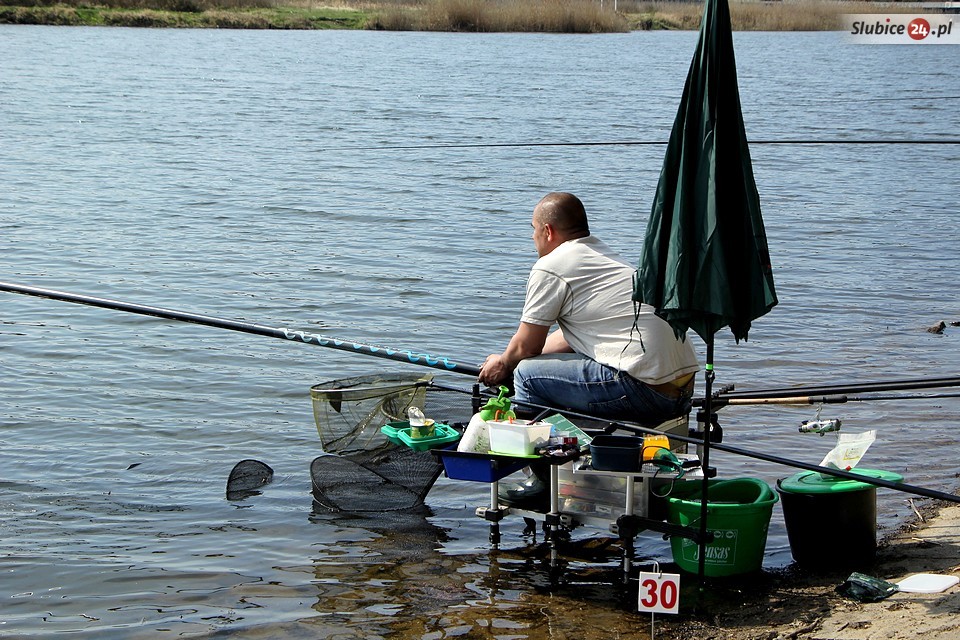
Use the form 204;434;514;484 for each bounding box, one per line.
310;450;439;512
309;374;475;512
225;459;274;501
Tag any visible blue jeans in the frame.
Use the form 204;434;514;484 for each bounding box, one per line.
512;354;692;425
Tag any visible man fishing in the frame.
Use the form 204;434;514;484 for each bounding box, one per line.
479;191;699;425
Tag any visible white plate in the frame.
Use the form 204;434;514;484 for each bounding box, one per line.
896;574;960;594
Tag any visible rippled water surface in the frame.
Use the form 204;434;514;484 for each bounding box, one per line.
1;25;958;637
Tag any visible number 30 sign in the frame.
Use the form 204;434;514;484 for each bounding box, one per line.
637;572;680;614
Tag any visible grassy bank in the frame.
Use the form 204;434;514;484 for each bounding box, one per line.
0;0;370;28
0;0;934;32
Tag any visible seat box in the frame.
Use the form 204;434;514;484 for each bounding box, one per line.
556;415;690;521
557;463;649;519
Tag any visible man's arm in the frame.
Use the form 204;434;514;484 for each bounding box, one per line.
542;328;573;354
478;321;550;386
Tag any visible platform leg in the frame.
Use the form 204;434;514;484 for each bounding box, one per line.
622;537;636;582
489;481;501;546
623;477;636;580
545;463;560;543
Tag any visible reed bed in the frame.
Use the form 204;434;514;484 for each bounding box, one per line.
369;0;629;33
0;0;938;31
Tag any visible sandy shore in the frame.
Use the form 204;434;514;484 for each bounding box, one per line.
657;499;960;639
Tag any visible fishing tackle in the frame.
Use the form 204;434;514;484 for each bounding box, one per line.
799;418;842;435
799;404;841;435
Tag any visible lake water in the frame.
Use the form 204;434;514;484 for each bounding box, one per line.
1;24;958;638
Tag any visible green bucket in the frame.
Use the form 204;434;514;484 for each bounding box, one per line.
666;478;779;577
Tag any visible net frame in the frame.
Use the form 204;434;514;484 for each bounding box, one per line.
310;373;435;455
309;374;478;512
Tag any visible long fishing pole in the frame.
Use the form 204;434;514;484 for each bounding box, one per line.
7;280;958;504
505;392;960;504
324;138;960;152
708;438;958;503
0;281;481;377
654;422;960;504
714;375;960;400
696;391;960;407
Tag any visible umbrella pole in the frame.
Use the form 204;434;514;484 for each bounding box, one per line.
697;340;715;593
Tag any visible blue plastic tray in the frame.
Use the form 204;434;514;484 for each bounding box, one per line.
431;448;529;482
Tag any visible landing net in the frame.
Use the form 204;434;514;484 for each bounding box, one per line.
309;373;474;512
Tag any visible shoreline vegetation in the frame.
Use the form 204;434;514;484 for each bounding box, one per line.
0;0;941;32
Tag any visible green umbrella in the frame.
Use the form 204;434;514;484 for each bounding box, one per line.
633;0;778;587
635;0;776;343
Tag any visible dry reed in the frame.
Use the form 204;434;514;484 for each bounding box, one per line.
2;0;940;31
369;0;629;32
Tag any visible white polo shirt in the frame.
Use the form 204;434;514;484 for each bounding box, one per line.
520;236;699;385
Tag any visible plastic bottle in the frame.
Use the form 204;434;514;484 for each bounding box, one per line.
407;406;434;438
478;386;516;422
408;406;426;426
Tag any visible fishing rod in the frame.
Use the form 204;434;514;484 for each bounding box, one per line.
0;281;482;377
713;375;960;400
624;419;960;504
324;138;960;152
707;438;959;504
499;390;960;504
695;391;960;408
7;282;955;504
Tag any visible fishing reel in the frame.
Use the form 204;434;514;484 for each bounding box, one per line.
799;418;842;435
799;405;841;435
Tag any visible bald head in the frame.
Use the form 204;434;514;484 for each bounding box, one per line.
534;192;590;240
530;192;590;257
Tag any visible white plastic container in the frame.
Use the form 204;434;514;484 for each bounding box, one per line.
897;574;960;593
487;420;552;456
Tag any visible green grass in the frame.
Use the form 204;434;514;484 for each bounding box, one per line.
0;6;368;28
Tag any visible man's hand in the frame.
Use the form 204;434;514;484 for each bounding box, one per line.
478;354;511;386
478;322;550;387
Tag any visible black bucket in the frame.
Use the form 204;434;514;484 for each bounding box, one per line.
776;468;903;570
